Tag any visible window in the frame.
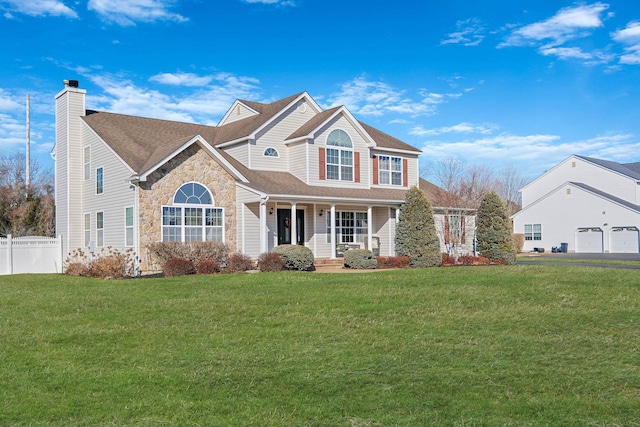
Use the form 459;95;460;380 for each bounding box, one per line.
264;147;279;157
326;129;353;181
326;211;368;244
84;213;91;247
444;214;466;245
162;182;224;242
83;147;90;181
524;224;542;241
379;155;403;186
96;167;104;194
125;207;134;247
96;212;104;247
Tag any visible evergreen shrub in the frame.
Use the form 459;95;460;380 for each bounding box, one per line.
395;186;441;267
273;244;314;271
344;249;377;269
476;192;517;264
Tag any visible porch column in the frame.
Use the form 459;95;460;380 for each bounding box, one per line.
367;206;373;251
259;198;268;254
291;202;297;245
330;204;337;259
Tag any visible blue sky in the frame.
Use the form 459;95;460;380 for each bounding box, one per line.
1;0;639;182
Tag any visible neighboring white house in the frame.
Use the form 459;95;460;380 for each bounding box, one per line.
54;80;475;272
512;155;640;253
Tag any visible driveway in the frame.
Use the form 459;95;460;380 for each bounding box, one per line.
518;252;640;269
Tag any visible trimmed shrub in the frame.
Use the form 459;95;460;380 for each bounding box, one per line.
457;254;477;266
196;259;220;275
395;186;441;267
257;252;286;272
376;256;411;269
224;253;255;273
273;244;314;271
163;258;195;277
148;241;230;268
477;256;490;265
476;191;517;264
64;262;86;276
344;249;377;269
441;253;455;266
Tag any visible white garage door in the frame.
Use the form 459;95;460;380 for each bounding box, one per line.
610;227;639;253
575;228;603;253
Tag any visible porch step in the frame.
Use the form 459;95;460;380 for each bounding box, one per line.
314;258;345;269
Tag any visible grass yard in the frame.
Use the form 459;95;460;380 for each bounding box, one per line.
1;266;639;426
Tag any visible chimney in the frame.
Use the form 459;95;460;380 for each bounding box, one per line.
63;79;79;88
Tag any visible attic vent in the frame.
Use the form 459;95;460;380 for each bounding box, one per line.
236;105;241;115
571;161;576;167
297;102;307;114
566;188;571;195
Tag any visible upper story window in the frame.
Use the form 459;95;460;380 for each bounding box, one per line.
96;167;104;194
379;155;403;186
326;129;353;181
264;147;279;157
162;182;223;243
524;224;542;241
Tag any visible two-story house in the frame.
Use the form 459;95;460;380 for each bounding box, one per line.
512;155;640;253
54;80;475;271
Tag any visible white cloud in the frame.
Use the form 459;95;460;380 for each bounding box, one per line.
441;18;485;46
85;71;262;124
419;132;639;179
87;0;188;26
150;72;213;87
612;21;640;65
500;3;610;48
0;0;77;18
327;76;461;118
410;122;498;136
242;0;296;5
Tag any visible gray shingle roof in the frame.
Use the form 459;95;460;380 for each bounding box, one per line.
575;155;640;180
570;181;640;213
82;92;425;202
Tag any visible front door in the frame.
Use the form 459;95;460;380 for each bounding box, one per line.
277;209;305;245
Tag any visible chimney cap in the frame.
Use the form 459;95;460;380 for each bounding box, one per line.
63;79;79;88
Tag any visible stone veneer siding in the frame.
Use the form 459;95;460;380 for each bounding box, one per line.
138;145;237;271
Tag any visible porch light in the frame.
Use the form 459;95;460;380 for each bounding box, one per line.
319;209;324;216
269;208;274;215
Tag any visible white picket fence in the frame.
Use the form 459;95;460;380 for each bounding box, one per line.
0;234;63;275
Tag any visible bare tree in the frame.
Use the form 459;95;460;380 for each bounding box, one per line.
495;166;529;216
0;153;55;237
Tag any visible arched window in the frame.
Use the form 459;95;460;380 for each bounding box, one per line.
264;147;279;157
326;129;353;181
162;182;223;243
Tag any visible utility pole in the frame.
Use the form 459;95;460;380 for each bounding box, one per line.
26;94;30;188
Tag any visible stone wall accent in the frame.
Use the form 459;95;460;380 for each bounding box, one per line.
138;145;237;271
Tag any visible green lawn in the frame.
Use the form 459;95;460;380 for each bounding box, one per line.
1;266;639;426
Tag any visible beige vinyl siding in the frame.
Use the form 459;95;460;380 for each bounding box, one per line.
288;141;308;182
373;206;396;256
224;142;249;167
236;186;262;257
54;92;69;246
219;102;259;126
81;125;136;252
309;116;370;189
55;88;86;252
250;100;315;172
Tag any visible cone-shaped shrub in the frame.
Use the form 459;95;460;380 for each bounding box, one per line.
476;191;516;264
395;186;441;267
